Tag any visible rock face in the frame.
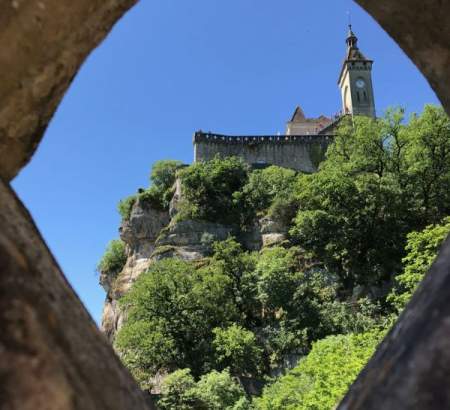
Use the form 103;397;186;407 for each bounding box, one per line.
101;198;169;341
260;216;288;248
101;185;290;341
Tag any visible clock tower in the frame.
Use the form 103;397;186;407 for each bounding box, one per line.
338;26;376;118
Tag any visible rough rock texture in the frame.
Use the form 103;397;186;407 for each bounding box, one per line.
101;200;169;341
0;0;138;182
0;179;154;410
169;177;182;218
156;219;234;258
260;216;288;248
101;193;236;341
354;0;450;116
102;190;291;342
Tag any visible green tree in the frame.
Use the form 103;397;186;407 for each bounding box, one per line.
177;156;249;225
290;110;425;288
118;194;137;220
236;166;298;225
194;369;247;410
115;259;238;383
211;239;260;326
150;159;183;190
255;331;383;410
403;105;450;222
158;369;198;410
255;247;299;312
213;325;263;376
388;217;450;312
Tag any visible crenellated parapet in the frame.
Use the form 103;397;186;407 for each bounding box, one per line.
193;131;334;173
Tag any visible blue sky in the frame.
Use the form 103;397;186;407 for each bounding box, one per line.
12;0;439;323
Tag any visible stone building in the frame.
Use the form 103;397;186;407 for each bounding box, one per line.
194;26;376;172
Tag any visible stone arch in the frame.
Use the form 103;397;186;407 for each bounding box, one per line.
0;1;449;409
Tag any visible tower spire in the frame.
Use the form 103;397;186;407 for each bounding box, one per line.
346;24;358;50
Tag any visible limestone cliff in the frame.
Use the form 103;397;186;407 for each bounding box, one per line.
100;180;288;341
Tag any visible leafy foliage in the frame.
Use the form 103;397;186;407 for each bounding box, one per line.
194;369;248;410
177;156;250;225
158;369;198;410
388;217;450;312
255;331;383;410
97;239;127;277
290;106;450;288
118;194;137;220
116;238;382;388
158;369;248;410
235;166;298;224
213;325;263;376
118;160;183;220
115;258;238;381
110;105;450;407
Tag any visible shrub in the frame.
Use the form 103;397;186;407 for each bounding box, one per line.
177;156;249;225
118;195;137;220
97;239;127;277
213;325;263;376
238;166;298;215
118;160;183;220
255;331;384;410
194;369;247;410
158;369;198;410
388;217;450;312
158;369;248;410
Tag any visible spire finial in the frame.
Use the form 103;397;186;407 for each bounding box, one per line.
346;20;358;49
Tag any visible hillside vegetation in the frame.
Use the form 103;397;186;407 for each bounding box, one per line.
98;105;450;409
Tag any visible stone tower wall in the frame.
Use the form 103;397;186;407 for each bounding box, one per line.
193;132;333;173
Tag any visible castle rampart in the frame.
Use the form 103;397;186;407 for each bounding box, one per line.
193;131;334;173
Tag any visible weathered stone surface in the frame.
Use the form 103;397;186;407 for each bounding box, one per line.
169;177;182;218
260;216;288;248
102;200;169;341
120;199;170;251
156;219;233;248
194;132;331;173
354;0;450;116
0;0;138;182
0;179;154;410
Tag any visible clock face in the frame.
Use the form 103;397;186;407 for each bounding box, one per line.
356;79;366;88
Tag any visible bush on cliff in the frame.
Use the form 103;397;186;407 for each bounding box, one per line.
97;239;127;277
158;368;249;410
255;330;384;410
177;156;250;225
118;160;183;220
